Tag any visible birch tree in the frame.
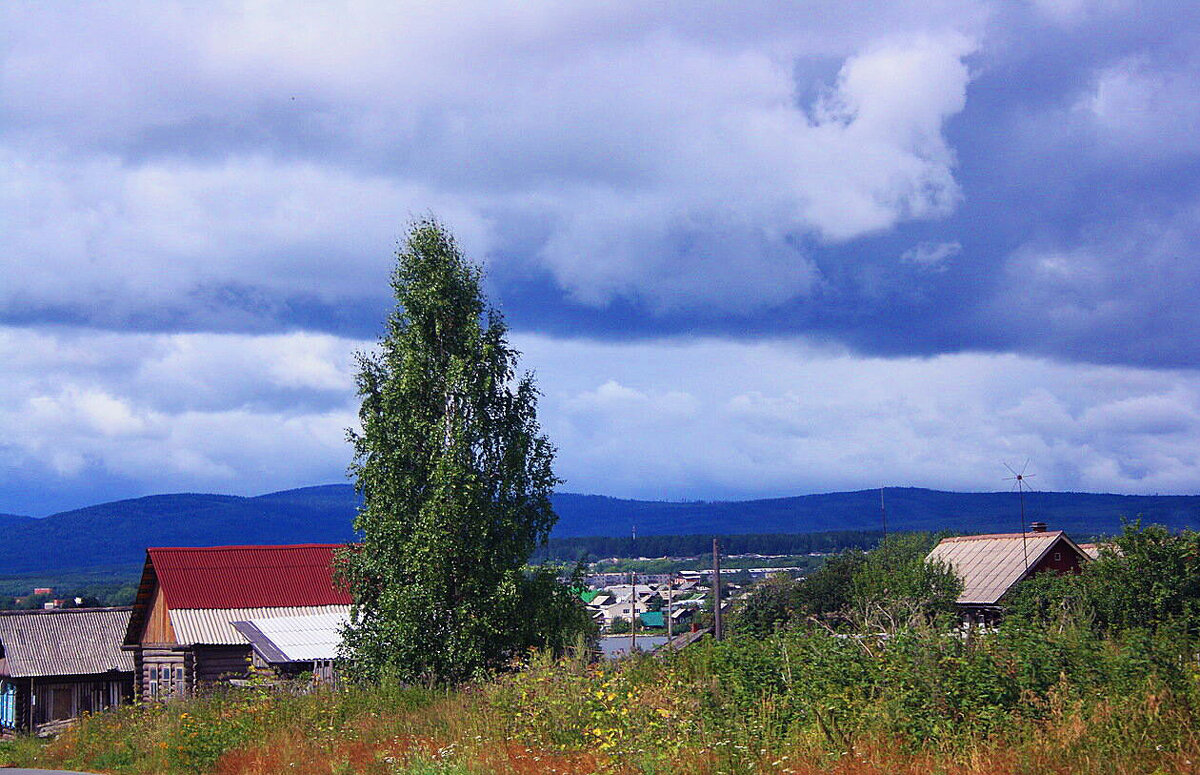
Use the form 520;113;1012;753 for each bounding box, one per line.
338;219;589;683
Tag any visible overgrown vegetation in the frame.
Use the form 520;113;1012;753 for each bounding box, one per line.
6;622;1198;774
6;523;1199;774
1006;522;1200;635
728;533;960;637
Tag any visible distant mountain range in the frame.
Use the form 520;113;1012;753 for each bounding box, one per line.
3;484;1198;574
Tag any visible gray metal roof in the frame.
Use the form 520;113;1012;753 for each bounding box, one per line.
926;531;1082;606
0;608;134;678
170;605;350;646
230;611;347;663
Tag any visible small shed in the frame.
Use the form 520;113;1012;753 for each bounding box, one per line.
926;526;1090;623
0;607;134;732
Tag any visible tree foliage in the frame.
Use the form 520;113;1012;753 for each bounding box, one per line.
533;530;882;563
1006;522;1200;635
337;219;592;684
846;532;960;632
730;533;960;636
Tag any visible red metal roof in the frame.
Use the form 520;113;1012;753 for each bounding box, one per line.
148;544;352;609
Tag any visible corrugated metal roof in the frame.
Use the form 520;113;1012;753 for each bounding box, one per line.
171;605;351;646
231;611;348;662
926;531;1078;605
639;611;665;628
149;544;352;609
0;608;134;678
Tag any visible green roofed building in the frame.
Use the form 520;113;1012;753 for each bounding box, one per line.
579;589;602;604
638;611;665;628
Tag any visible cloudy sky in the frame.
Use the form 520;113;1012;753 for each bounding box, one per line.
4;1;1200;515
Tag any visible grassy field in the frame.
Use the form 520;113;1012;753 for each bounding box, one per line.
3;623;1198;775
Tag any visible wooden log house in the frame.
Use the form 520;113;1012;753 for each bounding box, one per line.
121;544;351;700
0;607;134;732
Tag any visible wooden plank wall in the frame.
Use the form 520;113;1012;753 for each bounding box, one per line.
194;645;252;684
141;584;176;644
22;675;132;730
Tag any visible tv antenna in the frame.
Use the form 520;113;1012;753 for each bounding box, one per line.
1003;459;1035;571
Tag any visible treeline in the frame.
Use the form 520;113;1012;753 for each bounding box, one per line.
0;568;141;610
531;529;884;562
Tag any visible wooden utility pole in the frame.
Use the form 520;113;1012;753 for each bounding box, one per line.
666;578;673;640
629;570;636;655
880;487;887;539
712;538;723;641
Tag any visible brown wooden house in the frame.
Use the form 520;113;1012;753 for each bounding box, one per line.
926;523;1090;624
122;544;350;700
0;607;134;732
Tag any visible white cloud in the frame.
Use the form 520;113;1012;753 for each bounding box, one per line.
532;33;975;309
0;151;492;320
990;199;1200;365
1082;57;1200;158
0;327;361;503
901;240;961;270
518;334;1200;499
1;3;982;316
5;324;1200;512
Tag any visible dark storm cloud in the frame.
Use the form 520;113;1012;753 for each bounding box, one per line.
4;1;1196;367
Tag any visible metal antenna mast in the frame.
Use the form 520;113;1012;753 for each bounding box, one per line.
880;487;887;539
1004;459;1036;572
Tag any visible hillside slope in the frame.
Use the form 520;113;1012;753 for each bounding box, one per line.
1;485;1197;574
549;488;1200;537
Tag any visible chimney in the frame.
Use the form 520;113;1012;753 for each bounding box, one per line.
1030;521;1047;533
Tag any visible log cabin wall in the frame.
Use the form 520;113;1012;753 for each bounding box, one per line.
137;646;192;701
194;645;252;685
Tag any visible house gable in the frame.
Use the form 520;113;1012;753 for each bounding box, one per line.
140;583;176;645
927;529;1090;608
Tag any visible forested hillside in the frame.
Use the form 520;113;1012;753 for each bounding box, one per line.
1;484;1197;574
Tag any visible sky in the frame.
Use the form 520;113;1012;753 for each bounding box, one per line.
4;1;1200;515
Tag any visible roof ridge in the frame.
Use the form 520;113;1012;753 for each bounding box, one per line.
0;606;133;616
149;543;345;553
941;530;1063;542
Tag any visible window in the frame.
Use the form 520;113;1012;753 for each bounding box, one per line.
1054;552;1061;562
149;664;184;700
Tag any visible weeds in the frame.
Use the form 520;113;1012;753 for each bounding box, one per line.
2;625;1197;774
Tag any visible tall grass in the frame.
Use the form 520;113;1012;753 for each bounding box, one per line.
3;624;1198;774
